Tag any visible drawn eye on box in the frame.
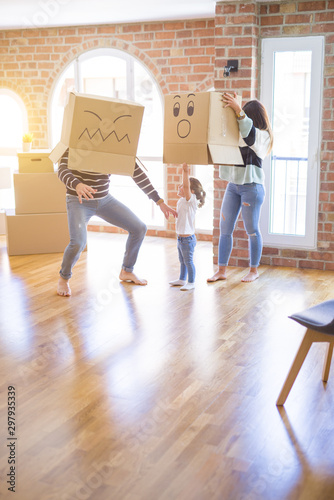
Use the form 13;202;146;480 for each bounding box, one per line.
78;110;133;145
172;94;196;139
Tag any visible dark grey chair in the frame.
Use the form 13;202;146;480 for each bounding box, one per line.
276;300;334;405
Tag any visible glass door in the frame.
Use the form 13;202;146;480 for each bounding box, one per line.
260;36;324;248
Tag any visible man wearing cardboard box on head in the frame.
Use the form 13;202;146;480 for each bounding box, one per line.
51;92;176;296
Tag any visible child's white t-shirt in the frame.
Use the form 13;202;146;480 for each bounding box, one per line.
176;193;197;235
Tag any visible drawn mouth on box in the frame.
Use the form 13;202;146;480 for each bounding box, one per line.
78;110;132;143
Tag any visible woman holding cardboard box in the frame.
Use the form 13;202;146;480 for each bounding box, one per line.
207;92;273;283
57;150;176;296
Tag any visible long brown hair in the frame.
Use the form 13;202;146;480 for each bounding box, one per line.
243;100;274;154
190;177;206;208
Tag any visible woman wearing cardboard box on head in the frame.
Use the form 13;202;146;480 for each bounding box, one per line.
207;92;273;283
57;150;177;296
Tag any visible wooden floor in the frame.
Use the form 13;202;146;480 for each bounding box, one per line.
0;232;334;500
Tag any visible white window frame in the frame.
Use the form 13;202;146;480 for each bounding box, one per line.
260;36;324;249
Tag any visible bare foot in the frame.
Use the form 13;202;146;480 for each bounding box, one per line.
57;276;71;296
241;270;259;282
119;269;147;286
207;270;227;282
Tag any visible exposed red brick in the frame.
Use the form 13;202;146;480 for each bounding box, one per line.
311;23;334;33
97;27;116;34
234;37;257;47
271;258;298;267
262;247;279;256
299;260;324;270
144;23;163;32
238;3;256;14
269;5;280;14
228;15;258;25
155;31;175;40
284;14;313;24
200;38;216;46
260;15;284;26
217;5;237;15
282;249;308;259
298;1;326;11
122;24;141;33
164;22;185;30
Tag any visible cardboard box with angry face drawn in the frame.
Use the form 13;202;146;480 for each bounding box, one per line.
50;92;144;175
163;91;243;165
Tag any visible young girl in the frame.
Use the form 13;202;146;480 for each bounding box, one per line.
170;163;206;291
208;92;273;283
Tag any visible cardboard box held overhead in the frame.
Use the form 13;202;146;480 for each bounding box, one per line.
163;91;243;165
49;92;144;176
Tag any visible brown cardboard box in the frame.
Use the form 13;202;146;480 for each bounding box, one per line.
14;173;66;214
49;91;144;176
5;211;69;256
163;91;243;165
18;150;54;173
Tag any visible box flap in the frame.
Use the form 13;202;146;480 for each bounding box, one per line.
208;144;243;165
208;92;242;146
49;142;68;164
68;149;136;176
163;144;209;165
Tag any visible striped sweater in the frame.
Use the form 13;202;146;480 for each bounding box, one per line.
219;114;270;185
58;149;161;203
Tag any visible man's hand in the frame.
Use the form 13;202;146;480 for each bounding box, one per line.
159;202;177;220
75;182;97;204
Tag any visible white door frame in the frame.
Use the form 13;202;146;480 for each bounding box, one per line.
260;36;324;249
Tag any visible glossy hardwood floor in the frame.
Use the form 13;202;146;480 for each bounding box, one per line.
0;232;334;500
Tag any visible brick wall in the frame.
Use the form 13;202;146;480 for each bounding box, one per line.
214;0;260;267
213;0;334;271
260;0;334;270
1;1;334;267
0;20;215;238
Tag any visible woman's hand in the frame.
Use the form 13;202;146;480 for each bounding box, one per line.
75;183;97;204
221;91;242;116
182;162;190;173
159;202;178;220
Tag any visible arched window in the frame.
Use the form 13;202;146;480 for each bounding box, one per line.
49;48;164;227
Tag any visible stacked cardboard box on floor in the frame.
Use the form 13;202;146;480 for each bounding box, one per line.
5;150;69;256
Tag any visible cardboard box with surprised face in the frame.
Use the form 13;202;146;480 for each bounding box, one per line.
163;91;243;165
50;92;144;175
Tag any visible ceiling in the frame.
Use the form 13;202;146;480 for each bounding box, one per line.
0;0;217;30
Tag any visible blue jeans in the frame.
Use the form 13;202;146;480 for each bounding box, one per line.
177;235;196;283
218;182;265;268
60;194;147;280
